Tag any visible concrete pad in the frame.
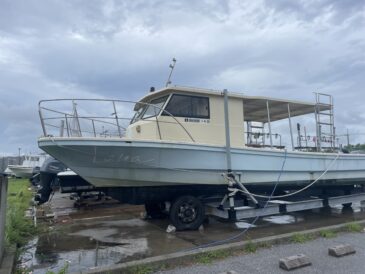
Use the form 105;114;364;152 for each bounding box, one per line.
328;244;356;257
279;254;311;271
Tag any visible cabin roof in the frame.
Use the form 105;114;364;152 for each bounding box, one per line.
137;85;330;122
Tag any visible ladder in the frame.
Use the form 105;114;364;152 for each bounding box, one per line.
247;122;265;146
314;93;335;151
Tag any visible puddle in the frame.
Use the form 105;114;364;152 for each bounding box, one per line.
19;218;193;273
263;214;303;224
235;222;257;229
20;237;149;273
20;229;150;273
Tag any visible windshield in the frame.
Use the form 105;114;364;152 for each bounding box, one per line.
130;95;169;124
130;107;145;124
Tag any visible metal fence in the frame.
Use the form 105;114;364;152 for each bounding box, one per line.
0;174;8;264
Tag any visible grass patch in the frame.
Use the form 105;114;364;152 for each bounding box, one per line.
290;233;313;243
5;178;36;247
195;250;230;264
319;229;337;238
244;241;257;253
258;241;271;249
345;222;363;233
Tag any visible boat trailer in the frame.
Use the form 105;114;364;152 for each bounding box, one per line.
206;191;365;221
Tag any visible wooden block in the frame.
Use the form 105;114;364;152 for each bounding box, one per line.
35;209;45;217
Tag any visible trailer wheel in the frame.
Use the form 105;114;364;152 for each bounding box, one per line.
169;195;205;231
145;202;166;219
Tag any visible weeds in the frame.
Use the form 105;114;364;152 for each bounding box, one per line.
258;242;271;249
5;178;36;247
195;250;230;264
128;265;154;274
319;229;337;238
290;233;313;243
345;222;363;233
244;241;257;253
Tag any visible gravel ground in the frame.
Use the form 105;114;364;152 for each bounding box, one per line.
157;232;365;274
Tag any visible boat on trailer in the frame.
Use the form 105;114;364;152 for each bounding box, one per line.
37;86;365;229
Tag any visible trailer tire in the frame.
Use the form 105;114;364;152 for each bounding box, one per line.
169;195;205;231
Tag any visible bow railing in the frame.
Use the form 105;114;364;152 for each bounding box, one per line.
38;98;195;142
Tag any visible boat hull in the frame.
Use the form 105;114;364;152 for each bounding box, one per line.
8;165;34;179
38;137;365;188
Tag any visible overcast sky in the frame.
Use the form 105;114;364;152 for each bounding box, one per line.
0;0;364;155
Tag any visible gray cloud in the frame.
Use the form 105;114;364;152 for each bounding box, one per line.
0;0;364;154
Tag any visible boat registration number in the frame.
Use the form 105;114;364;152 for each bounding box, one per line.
184;118;210;123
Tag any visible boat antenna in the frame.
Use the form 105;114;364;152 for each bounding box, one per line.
165;58;176;87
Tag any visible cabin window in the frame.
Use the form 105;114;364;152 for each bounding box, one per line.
131;96;169;124
163;94;210;119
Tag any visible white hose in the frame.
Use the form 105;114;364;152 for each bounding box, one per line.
230;153;340;199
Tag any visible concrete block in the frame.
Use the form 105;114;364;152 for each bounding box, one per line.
328;244;356;257
279;254;311;271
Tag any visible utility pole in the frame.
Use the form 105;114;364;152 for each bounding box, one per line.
18;147;21;165
346;129;350;148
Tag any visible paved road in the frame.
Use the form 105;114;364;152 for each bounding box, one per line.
158;232;365;274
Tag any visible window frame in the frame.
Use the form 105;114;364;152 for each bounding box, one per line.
141;95;170;120
162;93;210;119
130;95;170;124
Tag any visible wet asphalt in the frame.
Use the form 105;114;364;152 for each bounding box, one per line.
20;192;365;274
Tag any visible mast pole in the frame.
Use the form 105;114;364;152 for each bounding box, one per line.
165;58;176;87
287;104;294;150
266;100;273;148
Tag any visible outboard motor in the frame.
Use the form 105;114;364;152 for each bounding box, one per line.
30;166;41;186
34;157;67;204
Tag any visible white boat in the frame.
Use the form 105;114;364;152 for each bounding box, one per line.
4;167;14;176
8;154;47;178
37;86;365;229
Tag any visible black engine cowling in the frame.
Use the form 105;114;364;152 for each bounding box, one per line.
34;157;67;204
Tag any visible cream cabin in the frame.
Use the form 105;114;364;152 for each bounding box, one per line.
126;86;321;150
